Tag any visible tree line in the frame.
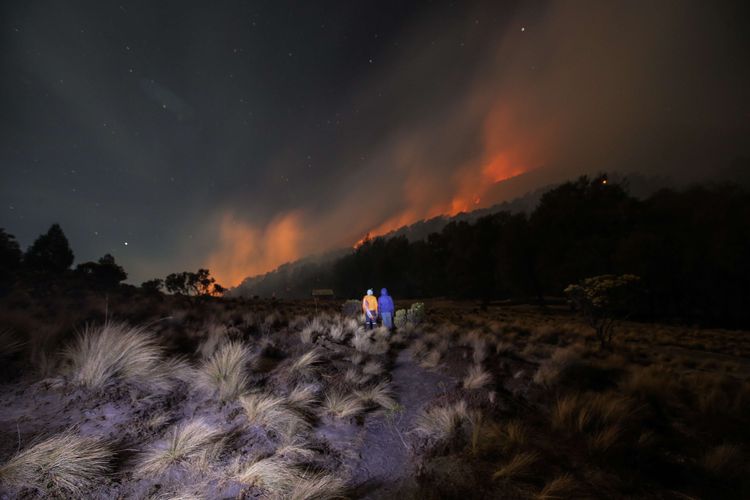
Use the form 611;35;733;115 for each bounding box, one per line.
0;225;224;297
242;175;750;327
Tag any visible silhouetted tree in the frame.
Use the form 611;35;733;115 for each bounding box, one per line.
0;228;22;292
165;272;188;295
24;223;74;274
141;278;164;294
74;254;127;289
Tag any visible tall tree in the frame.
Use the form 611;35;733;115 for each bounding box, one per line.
24;223;74;274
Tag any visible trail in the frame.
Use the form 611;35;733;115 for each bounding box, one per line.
323;348;455;498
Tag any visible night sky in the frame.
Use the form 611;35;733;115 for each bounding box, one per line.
2;1;749;286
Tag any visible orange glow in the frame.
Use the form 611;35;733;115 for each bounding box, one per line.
206;211;304;287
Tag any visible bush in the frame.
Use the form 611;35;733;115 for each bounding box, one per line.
565;274;640;348
394;309;408;329
408;302;425;325
341;299;361;317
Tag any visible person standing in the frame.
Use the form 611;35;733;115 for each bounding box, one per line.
378;288;395;330
362;289;378;330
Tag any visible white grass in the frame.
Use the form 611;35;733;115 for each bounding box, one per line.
355;381;399;411
61;321;168;389
196;340;251;401
289;350;323;376
136;418;224;476
236;456;299;494
328;322;346;342
323;390;366;419
197;322;230;358
362;360;384;376
463;364;492;390
0;432;110;496
351;330;373;353
414;400;470;443
284;474;346;500
0;329;23;358
286;384;319;413
240;392;310;440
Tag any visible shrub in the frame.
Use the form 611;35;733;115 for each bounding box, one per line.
0;432;110;497
394;309;408;329
407;302;425;325
341;299;361;317
564;274;640;348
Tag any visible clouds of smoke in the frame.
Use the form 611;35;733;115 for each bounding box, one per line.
207;0;749;285
207;212;306;286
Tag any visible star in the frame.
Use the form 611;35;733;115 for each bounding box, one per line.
123;241;129;246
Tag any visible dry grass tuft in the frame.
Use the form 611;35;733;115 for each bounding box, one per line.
362;360;384;376
240;392;310;440
491;451;539;481
284;473;346;500
414;400;471;444
236;456;299;494
536;473;578;499
463;364;492;390
355;381;399;411
197;340;251;401
702;443;744;478
533;345;584;386
286;384;319;413
61;321;167;389
289;350;323;377
237;455;344;499
419;349;442;369
0;432;110;496
328;323;345;342
472;338;488;365
323;390;366;419
136;418;224;476
0;328;23;359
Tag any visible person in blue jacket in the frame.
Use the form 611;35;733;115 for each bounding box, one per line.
378;288;395;330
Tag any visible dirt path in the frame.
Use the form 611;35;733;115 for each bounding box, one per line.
348;348;455;498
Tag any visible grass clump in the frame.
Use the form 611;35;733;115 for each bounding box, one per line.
197;340;251;401
136;418;224;476
463;364;492;390
0;432;110;497
491;451;539;482
323;390;366;419
61;321;167;389
289;350;323;377
240;392;310;440
414;400;471;445
355;381;399;411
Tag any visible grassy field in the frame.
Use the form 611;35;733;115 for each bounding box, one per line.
0;293;748;499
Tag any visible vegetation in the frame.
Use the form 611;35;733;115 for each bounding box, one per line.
237;177;750;328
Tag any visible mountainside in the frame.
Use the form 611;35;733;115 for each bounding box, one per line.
229;170;683;299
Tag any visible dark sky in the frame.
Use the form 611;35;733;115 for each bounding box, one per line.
2;1;749;286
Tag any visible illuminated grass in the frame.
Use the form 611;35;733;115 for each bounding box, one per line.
136;418;224;476
197;340;251;401
0;432;110;497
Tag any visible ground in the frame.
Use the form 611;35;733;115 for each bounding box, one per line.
0;292;749;499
